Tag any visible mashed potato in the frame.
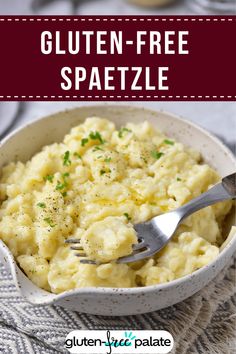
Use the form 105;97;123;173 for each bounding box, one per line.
0;117;232;293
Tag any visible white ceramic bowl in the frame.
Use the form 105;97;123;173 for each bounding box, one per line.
0;105;235;316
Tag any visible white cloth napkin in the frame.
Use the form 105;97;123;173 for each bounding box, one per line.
0;257;235;353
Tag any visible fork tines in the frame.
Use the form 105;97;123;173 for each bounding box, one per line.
65;238;81;244
65;239;98;264
132;238;146;251
79;259;97;265
70;245;83;250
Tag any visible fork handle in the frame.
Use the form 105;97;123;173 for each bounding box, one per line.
177;179;235;221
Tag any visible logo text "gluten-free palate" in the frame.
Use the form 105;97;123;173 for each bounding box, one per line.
65;330;174;354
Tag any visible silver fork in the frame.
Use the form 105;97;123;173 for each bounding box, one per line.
66;173;236;264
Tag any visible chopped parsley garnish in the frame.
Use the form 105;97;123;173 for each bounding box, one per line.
56;181;67;191
89;131;104;144
44;174;54;183
37;202;46;208
164;139;174;145
93;146;104;152
124;213;131;221
81;138;89;147
44;218;56;227
118;127;132;138
73;152;82;159
177;177;182;181
151;151;164;160
61;191;67;197
56;173;69;192
63;151;71;166
104;157;112;163
63;172;70;178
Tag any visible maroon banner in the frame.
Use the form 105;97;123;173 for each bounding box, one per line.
0;16;235;101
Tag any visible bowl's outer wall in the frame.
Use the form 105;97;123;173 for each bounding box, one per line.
0;105;235;316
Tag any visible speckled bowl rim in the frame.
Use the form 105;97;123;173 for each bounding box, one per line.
0;104;235;302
